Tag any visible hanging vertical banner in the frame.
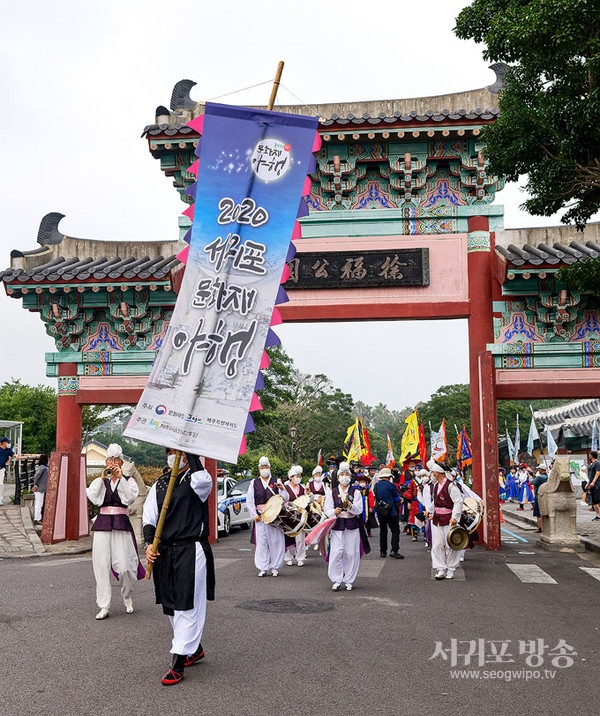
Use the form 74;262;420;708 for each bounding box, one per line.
124;103;318;462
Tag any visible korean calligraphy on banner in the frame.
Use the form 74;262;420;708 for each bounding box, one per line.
124;103;318;462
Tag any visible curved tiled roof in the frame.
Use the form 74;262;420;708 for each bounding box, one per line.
496;240;600;266
535;399;600;425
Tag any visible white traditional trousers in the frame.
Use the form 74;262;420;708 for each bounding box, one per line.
92;530;138;609
285;531;307;563
328;529;360;586
254;521;285;571
169;543;207;656
431;523;462;574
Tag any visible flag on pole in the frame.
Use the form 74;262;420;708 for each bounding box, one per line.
358;418;374;466
545;425;558;459
456;427;473;468
123;103;319;462
386;430;396;468
592;420;598;452
399;411;420;463
317;448;322;467
418;420;428;465
431;419;448;463
527;416;540;455
505;427;515;465
513;416;520;464
343;419;361;463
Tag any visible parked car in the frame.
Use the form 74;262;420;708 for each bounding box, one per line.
217;476;253;536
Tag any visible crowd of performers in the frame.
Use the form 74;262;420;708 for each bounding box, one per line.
85;445;482;687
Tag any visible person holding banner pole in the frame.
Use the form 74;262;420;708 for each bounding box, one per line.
143;449;215;686
246;456;286;577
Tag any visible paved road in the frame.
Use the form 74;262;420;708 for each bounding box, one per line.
1;518;599;716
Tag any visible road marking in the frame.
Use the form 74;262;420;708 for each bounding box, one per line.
580;567;600;582
24;557;92;567
358;561;386;578
506;563;556;583
501;527;529;544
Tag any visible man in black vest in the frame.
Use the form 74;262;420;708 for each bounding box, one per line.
144;449;215;685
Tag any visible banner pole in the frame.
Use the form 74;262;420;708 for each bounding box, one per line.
267;61;285;110
145;450;182;580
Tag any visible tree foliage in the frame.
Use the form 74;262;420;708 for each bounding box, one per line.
0;380;57;453
556;256;600;295
455;0;600;228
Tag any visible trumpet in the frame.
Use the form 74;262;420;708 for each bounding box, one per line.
102;467;115;478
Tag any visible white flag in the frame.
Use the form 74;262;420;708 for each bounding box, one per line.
545;425;558;459
527;416;539;455
592;421;598;452
513;417;520;464
505;429;515;465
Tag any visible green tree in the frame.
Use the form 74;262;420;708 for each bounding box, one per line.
0;380;56;453
455;0;600;228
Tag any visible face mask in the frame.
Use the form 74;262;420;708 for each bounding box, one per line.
359;482;367;488
338;475;351;486
292;476;302;485
167;454;176;469
313;475;322;482
260;468;270;478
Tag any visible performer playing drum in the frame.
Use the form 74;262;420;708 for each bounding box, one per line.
424;459;463;580
246;456;287;577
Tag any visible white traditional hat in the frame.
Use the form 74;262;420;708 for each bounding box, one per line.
312;465;323;475
338;461;350;473
378;468;393;478
288;465;303;477
426;458;446;474
106;443;124;460
258;456;270;467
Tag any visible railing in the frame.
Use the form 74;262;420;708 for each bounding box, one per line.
13;455;41;505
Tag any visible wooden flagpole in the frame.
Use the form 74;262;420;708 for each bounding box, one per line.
267;61;285;110
145;450;182;579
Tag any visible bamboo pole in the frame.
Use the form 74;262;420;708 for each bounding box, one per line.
267;61;285;110
145;450;182;579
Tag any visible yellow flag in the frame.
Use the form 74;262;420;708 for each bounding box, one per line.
343;419;361;462
399;410;420;463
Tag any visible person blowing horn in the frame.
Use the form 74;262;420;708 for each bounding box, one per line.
143;448;215;686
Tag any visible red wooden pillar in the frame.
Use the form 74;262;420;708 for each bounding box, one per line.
467;216;500;549
56;364;83;541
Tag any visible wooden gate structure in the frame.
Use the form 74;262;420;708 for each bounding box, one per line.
3;73;600;548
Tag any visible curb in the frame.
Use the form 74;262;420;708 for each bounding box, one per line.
503;508;600;555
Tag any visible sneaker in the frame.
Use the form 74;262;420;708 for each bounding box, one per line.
183;644;205;668
313;544;319;551
332;582;341;591
297;561;304;567
345;584;353;591
434;570;446;580
286;560;293;566
593;517;600;521
258;571;266;577
411;536;418;542
445;571;454;580
380;552;387;558
271;570;279;577
95;608;109;620
125;603;134;614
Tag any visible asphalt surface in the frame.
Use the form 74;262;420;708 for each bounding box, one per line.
1;514;599;716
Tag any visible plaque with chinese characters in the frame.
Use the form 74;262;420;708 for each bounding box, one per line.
284;248;429;290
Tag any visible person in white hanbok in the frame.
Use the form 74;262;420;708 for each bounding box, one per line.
245;456;286;577
424;459;463;580
324;462;366;591
283;465;308;566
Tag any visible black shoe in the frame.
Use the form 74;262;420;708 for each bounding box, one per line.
389;552;405;559
162;654;185;685
380;552;387;558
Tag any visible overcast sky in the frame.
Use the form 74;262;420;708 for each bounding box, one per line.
0;1;565;412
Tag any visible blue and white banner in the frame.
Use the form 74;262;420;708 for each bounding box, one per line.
125;103;318;462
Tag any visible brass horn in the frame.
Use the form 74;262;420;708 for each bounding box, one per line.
446;525;470;551
102;467;114;479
